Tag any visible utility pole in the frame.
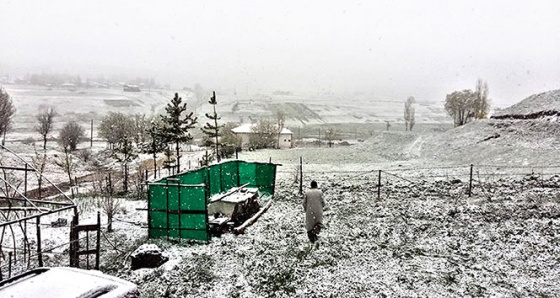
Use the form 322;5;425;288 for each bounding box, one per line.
90;119;93;148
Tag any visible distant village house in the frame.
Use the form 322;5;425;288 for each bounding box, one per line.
123;84;141;92
232;123;293;149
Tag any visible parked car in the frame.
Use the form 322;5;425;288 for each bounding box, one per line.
0;267;140;298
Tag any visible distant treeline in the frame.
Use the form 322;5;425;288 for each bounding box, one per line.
16;73;157;88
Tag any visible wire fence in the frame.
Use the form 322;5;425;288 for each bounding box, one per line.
0;209;104;281
280;160;560;200
0;211;75;280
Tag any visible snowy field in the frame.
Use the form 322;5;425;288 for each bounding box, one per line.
92;169;560;297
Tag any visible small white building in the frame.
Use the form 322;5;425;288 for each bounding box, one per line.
232;123;293;149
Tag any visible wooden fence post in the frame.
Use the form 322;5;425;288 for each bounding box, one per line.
468;164;473;197
69;214;79;267
166;179;170;240
95;212;101;270
36;217;43;267
8;252;12;278
377;170;382;200
299;156;303;195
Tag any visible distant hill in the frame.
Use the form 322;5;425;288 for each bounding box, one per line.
492;89;560;120
219;93;450;126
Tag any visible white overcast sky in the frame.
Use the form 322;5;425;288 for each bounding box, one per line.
1;0;559;106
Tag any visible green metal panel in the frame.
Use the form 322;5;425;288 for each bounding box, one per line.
221;162;239;191
180;186;206;210
209;166;222;195
238;162;257;187
148;160;278;242
255;163;276;195
149;185;167;210
179;168;206;185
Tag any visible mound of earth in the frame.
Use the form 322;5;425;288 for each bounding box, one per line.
492;89;560;120
422;119;560;165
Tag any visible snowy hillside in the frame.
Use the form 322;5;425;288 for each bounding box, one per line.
493;89;560;118
4;85;177;140
217;93;449;126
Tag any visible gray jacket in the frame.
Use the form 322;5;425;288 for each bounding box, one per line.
303;188;325;232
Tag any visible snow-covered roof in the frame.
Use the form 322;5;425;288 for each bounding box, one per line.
231;123;293;134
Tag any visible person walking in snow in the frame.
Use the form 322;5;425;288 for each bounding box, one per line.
303;180;325;243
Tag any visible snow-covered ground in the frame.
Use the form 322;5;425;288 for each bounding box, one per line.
1;87;559;297
89;171;560;297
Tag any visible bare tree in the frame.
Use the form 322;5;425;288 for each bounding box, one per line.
35;107;57;149
113;137;137;193
58;121;85;151
31;147;48;193
445;80;491;127
145;119;167;177
404;96;415;131
131;113;151;145
248;120;277;149
131;164;147;200
55;149;75;188
324;127;337;147
474;79;491;119
98;112;134;150
100;174;120;232
0;87;16;144
444;89;476;127
221;122;242;157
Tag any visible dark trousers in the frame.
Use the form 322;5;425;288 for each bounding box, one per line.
307;223;322;243
307;231;318;243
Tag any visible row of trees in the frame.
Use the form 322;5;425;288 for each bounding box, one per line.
0;88;209;192
445;79;491;127
403;79;490;130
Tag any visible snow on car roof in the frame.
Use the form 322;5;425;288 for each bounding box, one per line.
0;267;138;298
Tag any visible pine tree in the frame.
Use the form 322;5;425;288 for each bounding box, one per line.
160;93;198;172
145;121;167;177
201;91;224;162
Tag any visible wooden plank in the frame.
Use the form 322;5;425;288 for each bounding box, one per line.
0;196;75;206
233;200;273;234
0;166;36;172
208;183;251;203
77;249;98;256
74;224;98;232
